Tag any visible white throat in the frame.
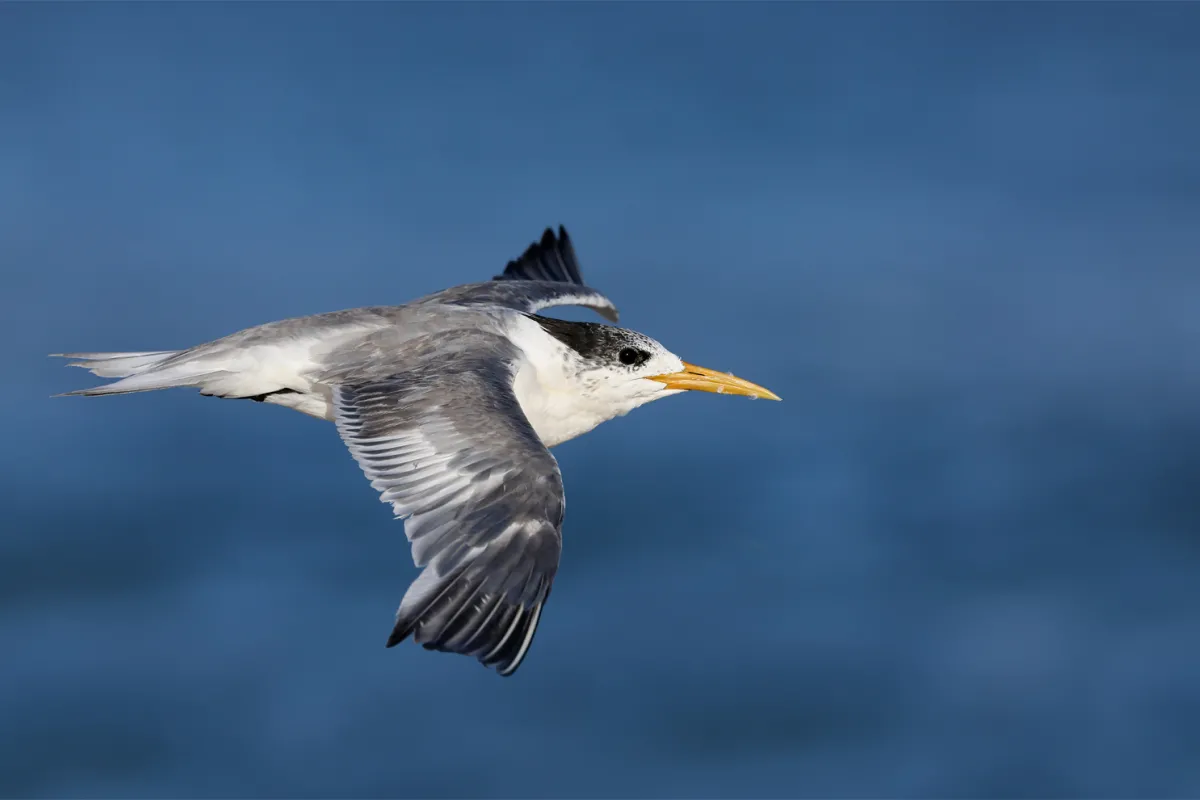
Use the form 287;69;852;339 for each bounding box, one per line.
507;316;660;448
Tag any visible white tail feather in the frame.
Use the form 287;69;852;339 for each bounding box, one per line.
49;350;231;397
55;350;178;377
57;370;229;397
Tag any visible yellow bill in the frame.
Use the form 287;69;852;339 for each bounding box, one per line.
646;362;781;401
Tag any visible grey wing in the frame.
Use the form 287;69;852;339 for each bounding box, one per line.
332;335;563;676
414;226;620;322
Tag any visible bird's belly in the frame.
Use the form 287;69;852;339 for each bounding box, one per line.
264;389;334;420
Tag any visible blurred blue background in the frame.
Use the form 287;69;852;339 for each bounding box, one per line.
4;3;1200;797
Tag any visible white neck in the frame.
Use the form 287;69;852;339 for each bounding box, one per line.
507;316;647;448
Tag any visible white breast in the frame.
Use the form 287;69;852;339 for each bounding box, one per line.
511;365;611;447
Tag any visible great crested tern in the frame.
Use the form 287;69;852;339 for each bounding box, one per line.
55;227;779;676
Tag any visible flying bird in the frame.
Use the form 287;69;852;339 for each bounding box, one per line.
54;227;780;676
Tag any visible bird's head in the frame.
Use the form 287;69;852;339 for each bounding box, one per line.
528;316;780;415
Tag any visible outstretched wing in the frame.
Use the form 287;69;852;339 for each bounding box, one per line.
331;333;563;676
416;226;620;322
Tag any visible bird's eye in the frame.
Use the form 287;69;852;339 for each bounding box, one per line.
618;347;646;366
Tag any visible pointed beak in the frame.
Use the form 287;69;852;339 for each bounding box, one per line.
646;362;781;401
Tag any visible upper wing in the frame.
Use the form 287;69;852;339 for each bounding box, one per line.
414;226;620;322
331;333;563;676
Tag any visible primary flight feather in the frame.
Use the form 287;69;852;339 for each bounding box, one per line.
55;226;779;676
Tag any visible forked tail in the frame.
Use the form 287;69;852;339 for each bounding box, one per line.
50;350;222;396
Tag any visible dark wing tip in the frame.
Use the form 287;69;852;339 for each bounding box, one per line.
386;565;553;677
494;225;585;286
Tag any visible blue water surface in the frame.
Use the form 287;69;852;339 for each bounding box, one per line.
4;3;1200;797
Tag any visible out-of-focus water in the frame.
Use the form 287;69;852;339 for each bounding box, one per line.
4;3;1200;796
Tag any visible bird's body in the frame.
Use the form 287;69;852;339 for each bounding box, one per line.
56;227;778;675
